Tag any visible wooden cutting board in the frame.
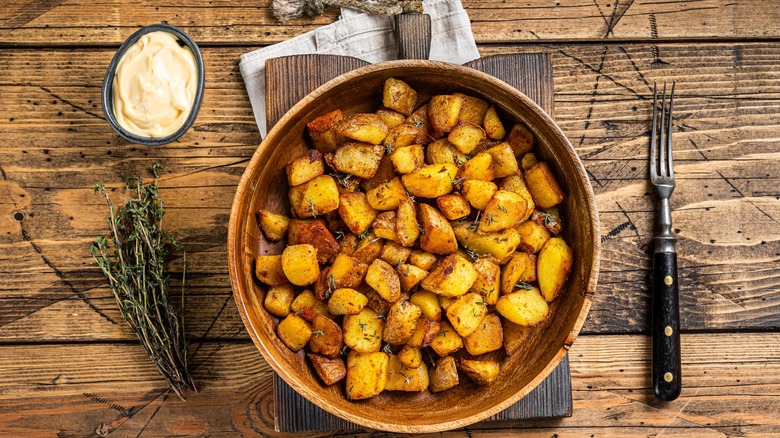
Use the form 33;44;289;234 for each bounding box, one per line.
264;50;572;432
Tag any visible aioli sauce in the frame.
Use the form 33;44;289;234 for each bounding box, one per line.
112;31;198;138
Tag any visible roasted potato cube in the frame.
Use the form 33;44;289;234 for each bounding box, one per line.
294;220;339;264
376;107;406;128
428;95;464;132
522;253;538;283
448;123;486;155
380;241;412;266
384;123;420;150
351;232;384;265
329;253;369;289
396;198;420;247
255;255;288;287
295;175;340;218
308;353;347;385
287;219;314;244
418;204;458;255
420;253;478;297
521;152;538;171
256;210;290;242
524;162;565;209
290;289;329;321
445;292;488;337
501;252;533;295
286;149;324;187
486;142;519;178
436;193;471;220
516;220;551;254
479;189;528;233
383;78;418;116
401;163;458;199
366;177;407;210
398;345;423;369
338;192;378;235
458;359;499;385
496;287;549;326
328;288;368;316
327;142;385;179
429;356;459;393
453;222;521;263
366;258;401;302
314;267;334;300
309;314;344;358
360;154;397;191
398;263;428;291
507;123;535;157
390;144;425;174
277;314;312;351
532;207;564;236
409;290;441;321
538;237;574;302
346;350;389;400
425;138;468;166
408;250;437;271
461;180;498;210
307;109;344;154
458;151;494;182
483;105;506;140
372;211;398;242
455;93;490;126
407;318;441;348
281;244;320;286
406;105;434;145
502;318;532;356
500;175;535;222
335;113;389;145
385;354;428;391
343;307;385;353
469;258;500;305
383;300;422;345
438;295;458;311
363;287;393;316
464;314;503;356
429;321;463;356
264;284;294;318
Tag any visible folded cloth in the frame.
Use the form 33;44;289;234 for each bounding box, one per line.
239;0;480;137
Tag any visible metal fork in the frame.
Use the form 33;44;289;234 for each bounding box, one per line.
650;81;681;401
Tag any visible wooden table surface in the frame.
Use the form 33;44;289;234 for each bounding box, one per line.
2;1;779;436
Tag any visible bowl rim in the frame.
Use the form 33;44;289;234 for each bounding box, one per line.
101;23;205;146
227;59;600;433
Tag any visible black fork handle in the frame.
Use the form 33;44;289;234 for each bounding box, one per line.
652;250;681;401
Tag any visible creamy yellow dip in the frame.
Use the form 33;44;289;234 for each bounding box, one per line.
112;31;198;138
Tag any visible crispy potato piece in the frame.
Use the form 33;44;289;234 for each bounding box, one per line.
507;123;535;157
383;78;418;116
438;295;458;311
532;207;564;236
294;175;340;218
458;151;494;182
281;244;320;286
326;142;385;179
398;345;422;369
464;313;503;356
264;284;294;318
383;300;422;345
483;105;506;140
538;237;574;302
366;258;401;302
390;144;425;174
448;123;486;155
308;353;347;385
290;289;329;321
452;222;521;263
343;307;385;353
360;154;396;191
372;211;398;242
277;314;312;351
346;350;389;400
338;192;378;235
335;113;389;145
385;354;428;391
398;263;428;291
428;95;464;132
458;359;499;385
502;318;532;356
380;241;412;266
406;105;434;145
418;204;458;255
496;287;549;326
500;175;535;222
522;253;538;283
461;180;498;210
524;162;565;209
401;163;458;199
314;267;334;301
310;314;344;358
479;190;528;233
287;219;314;244
363;287;393;316
469;258;501;305
429;356;459;393
376;107;406;128
445;292;488;337
521;152;538;171
307;109;344;154
351;232;384;265
516;220;551;254
408;250;437;271
256;210;290;242
286;149;324;187
487;142;519;178
328;288;368;316
437;193;471;220
329;253;368;289
425;138;468;166
255;255;288;287
396;198;420;247
407;318;441;348
421;253;478;297
429;321;463;356
501;252;533;295
409;290;441;321
294;220;339;264
384;123;419;150
455;93;490;126
366;177;407;210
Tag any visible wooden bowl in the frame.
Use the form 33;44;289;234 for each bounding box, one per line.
227;60;599;433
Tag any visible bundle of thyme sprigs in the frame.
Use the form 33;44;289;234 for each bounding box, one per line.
91;162;196;400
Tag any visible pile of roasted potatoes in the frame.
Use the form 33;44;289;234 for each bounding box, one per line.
254;78;574;401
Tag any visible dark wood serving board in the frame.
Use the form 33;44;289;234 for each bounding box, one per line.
264;50;572;432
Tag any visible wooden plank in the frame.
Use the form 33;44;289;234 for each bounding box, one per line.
1;334;779;435
1;42;779;343
1;1;780;46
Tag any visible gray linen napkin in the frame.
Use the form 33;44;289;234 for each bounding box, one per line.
239;0;480;137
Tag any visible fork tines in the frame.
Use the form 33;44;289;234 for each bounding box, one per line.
650;80;676;183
